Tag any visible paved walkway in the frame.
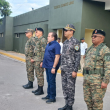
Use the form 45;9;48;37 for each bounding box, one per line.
0;49;83;76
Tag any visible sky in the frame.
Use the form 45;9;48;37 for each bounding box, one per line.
6;0;49;17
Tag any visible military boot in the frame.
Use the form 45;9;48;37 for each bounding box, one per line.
66;105;73;110
22;81;33;89
34;86;44;95
58;104;68;110
32;85;40;93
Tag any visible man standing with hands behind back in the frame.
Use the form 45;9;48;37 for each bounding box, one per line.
58;24;80;110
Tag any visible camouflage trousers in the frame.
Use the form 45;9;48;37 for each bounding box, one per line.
61;70;76;106
83;74;107;110
26;60;44;86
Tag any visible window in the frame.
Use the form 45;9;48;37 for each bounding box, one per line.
15;33;20;38
2;33;3;37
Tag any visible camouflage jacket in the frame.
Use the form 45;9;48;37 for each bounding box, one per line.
32;36;47;62
84;43;110;84
25;37;35;60
61;36;80;72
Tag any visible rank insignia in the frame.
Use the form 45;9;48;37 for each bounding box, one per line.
95;30;97;34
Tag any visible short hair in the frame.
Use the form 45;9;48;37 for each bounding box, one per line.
51;32;57;41
57;38;60;40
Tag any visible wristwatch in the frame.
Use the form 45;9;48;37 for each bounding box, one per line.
52;67;56;69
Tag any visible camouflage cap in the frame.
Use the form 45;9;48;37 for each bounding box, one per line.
25;29;35;33
63;24;76;31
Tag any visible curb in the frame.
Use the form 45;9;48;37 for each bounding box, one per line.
0;51;83;76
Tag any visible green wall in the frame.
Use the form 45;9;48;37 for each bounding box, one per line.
49;0;83;40
0;18;5;50
81;0;110;47
13;6;49;53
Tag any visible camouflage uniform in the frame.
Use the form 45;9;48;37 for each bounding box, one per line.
61;36;80;106
32;36;47;86
83;43;110;110
25;37;35;82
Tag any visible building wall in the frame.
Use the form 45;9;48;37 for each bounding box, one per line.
0;17;13;51
81;0;110;47
13;5;49;53
49;0;83;40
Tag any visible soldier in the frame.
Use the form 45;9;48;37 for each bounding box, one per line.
58;24;80;110
31;27;47;95
83;29;110;110
23;29;35;89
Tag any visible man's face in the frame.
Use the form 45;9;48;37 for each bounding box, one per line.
58;39;60;43
81;40;84;43
64;30;73;38
47;33;54;43
25;32;32;38
35;30;42;37
92;34;104;45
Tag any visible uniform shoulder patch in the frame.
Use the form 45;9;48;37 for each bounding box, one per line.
104;53;110;61
74;45;80;51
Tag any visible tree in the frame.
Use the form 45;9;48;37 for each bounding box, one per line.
0;0;12;24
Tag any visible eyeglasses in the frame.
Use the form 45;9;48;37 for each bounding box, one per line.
91;35;102;38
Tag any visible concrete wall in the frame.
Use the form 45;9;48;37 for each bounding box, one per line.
0;17;13;51
81;0;110;47
0;18;5;50
13;5;49;53
49;0;83;40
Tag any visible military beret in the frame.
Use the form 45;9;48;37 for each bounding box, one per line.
92;29;106;36
63;24;76;31
25;29;34;33
35;27;44;34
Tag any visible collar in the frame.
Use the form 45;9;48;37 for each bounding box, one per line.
49;40;56;46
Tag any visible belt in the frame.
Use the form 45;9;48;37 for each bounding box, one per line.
83;68;104;76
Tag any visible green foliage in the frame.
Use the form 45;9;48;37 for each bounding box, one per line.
0;0;12;17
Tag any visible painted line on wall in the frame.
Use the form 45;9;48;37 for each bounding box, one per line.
0;51;83;76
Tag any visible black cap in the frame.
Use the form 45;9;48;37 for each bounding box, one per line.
80;38;85;40
35;27;44;34
92;29;106;36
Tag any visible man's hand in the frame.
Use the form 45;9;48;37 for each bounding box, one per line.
40;62;43;67
72;71;77;78
83;55;85;58
51;68;55;74
101;82;108;89
31;59;34;63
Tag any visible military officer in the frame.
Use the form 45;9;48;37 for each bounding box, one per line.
23;29;35;89
58;24;80;110
31;27;47;95
83;29;110;110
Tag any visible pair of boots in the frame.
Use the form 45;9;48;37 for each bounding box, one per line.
22;81;44;95
58;104;73;110
32;85;44;95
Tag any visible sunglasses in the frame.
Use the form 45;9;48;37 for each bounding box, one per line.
91;35;102;38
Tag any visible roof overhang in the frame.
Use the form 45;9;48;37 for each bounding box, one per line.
92;0;110;10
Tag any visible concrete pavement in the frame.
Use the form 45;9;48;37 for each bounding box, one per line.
0;52;110;110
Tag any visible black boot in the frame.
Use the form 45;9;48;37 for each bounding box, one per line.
34;86;44;95
58;104;68;110
66;105;73;110
32;85;40;93
22;81;33;89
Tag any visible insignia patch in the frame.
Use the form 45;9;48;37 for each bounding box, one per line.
74;45;79;51
95;30;97;34
104;53;110;61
